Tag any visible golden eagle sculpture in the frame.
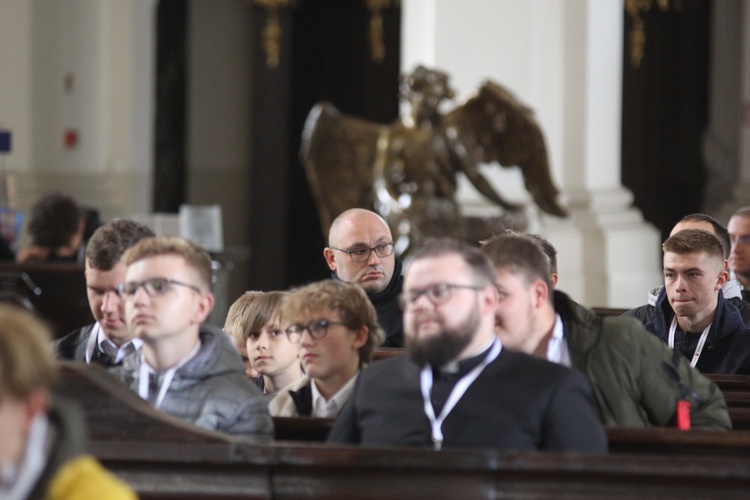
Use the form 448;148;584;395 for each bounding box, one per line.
301;65;567;253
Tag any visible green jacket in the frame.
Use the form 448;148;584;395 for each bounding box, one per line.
556;291;731;429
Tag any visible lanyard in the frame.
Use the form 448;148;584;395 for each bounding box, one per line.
138;342;201;409
419;338;501;450
668;316;710;368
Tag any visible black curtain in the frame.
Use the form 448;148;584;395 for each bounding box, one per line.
621;0;712;243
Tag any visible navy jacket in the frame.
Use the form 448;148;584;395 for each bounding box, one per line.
645;288;750;374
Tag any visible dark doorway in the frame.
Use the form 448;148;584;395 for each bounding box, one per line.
154;1;400;293
154;0;188;212
621;0;712;243
248;0;401;290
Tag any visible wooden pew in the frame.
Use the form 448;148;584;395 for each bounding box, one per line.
53;362;750;498
0;262;92;338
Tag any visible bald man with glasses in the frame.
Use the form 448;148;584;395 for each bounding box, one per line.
324;208;404;347
110;236;272;440
329;238;606;453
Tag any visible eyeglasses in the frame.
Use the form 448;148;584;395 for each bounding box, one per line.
399;283;484;309
732;235;750;247
330;242;395;262
285;319;348;344
117;277;202;298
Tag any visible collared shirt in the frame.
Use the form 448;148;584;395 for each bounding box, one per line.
311;372;359;418
85;323;142;365
546;314;571;367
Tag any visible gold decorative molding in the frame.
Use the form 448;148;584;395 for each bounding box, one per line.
251;0;295;69
250;0;400;70
625;0;682;69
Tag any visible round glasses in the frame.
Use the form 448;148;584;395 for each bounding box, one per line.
285;319;348;344
398;283;483;310
330;242;394;262
117;277;202;298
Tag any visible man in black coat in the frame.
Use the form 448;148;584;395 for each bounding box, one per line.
329;238;607;453
324;208;403;347
52;220;154;366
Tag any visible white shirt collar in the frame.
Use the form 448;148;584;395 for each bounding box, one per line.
310;371;359;418
546;314;571;367
85;322;142;364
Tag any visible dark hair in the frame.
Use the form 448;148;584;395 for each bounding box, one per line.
85;219;155;271
663;229;724;261
677;213;730;259
28;192;82;247
528;234;558;275
479;232;553;290
411;238;496;287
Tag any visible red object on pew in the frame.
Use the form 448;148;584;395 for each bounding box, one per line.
677;400;691;430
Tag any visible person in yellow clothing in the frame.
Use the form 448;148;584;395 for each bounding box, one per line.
0;305;136;500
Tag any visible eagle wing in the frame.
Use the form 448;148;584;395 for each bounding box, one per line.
443;81;567;217
300;102;384;235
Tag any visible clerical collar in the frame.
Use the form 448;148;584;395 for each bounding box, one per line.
437;336;496;375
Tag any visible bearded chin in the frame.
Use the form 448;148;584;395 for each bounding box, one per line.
407;328;473;367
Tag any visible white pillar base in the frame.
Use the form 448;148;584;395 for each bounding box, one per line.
541;186;662;308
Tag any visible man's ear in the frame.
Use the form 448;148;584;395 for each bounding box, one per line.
717;269;729;291
531;280;549;309
324;248;337;271
351;325;368;350
193;292;215;324
550;273;559;289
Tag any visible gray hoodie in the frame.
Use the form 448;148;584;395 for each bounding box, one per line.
111;325;273;440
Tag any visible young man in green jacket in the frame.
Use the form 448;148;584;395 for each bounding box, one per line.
481;232;730;429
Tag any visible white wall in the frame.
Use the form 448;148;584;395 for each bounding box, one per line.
0;0;156;235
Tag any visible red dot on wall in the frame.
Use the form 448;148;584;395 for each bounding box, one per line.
64;129;78;149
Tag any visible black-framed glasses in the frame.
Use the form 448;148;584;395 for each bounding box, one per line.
285;319;348;344
399;283;484;310
117;277;202;299
330;242;395;262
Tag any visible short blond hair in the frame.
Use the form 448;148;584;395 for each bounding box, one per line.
224;291;287;343
121;236;213;290
283;280;385;363
0;306;56;399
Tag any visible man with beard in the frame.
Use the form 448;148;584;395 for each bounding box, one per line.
324;209;404;347
328;238;606;452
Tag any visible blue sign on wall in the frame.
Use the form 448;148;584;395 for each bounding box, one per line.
0;131;10;153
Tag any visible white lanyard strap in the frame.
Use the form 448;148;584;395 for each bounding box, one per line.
668;316;710;368
420;339;501;450
138;342;201;409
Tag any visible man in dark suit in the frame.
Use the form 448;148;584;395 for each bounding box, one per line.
329;238;607;453
52;219;155;366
